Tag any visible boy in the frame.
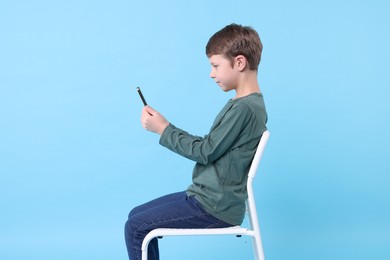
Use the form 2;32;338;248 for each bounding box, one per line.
125;23;267;260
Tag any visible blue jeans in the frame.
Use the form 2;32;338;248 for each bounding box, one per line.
124;191;233;260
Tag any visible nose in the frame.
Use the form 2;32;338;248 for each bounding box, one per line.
210;68;216;79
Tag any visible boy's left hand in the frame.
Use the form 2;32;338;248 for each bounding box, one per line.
140;106;169;135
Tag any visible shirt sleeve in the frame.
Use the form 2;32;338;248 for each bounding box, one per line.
159;102;253;165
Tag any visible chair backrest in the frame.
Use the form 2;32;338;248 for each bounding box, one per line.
248;130;270;179
246;130;270;235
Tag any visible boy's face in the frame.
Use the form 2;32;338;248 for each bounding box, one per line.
208;54;239;92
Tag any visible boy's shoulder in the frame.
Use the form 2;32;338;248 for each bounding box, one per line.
231;92;263;105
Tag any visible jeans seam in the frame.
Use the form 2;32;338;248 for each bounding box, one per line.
206;220;223;228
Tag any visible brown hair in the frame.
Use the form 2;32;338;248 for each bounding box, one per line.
206;24;263;71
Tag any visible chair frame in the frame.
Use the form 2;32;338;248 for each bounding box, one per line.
141;130;270;260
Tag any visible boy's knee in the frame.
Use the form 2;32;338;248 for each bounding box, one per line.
125;214;143;234
125;219;150;244
124;218;136;241
127;209;134;219
127;205;141;219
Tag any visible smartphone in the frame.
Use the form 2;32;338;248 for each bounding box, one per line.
136;87;147;106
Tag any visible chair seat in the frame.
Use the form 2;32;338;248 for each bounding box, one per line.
141;226;256;251
148;226;249;237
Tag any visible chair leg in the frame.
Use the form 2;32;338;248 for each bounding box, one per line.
141;246;148;260
141;237;151;260
252;235;265;260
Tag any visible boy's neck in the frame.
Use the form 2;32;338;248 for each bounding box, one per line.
233;70;261;99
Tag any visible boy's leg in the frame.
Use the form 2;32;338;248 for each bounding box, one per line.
124;191;232;260
127;191;185;220
125;191;185;260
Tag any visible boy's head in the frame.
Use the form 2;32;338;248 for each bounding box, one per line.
206;24;262;71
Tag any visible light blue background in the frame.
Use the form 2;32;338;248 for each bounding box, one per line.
1;0;389;259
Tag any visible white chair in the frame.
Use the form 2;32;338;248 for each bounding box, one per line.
141;130;270;260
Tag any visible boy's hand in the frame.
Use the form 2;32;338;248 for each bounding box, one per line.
141;106;169;135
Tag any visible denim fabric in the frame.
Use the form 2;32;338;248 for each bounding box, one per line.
124;191;233;260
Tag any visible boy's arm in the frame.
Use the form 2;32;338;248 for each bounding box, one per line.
159;103;253;164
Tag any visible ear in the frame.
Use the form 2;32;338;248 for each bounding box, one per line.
234;55;248;71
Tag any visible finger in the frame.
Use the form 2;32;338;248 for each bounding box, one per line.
140;109;150;126
144;105;156;115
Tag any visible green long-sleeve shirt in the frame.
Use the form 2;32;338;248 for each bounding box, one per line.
159;93;267;225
